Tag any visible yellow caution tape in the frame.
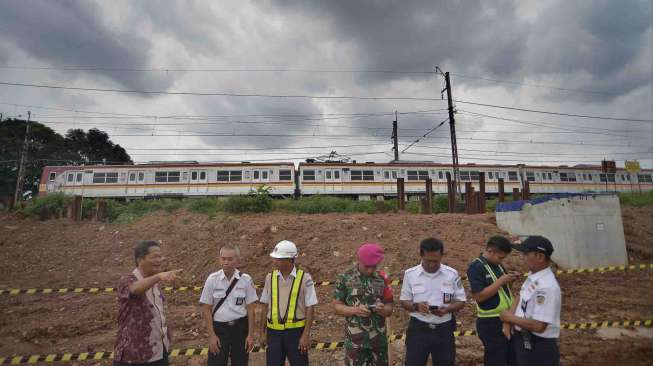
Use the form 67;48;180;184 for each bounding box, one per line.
0;319;649;363
2;263;651;296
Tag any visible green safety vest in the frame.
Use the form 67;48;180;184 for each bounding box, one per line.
267;269;306;330
475;258;513;318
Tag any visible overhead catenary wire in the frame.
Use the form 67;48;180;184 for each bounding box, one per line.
1;81;651;122
401;118;448;153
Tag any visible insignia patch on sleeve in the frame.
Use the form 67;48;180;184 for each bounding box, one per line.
306;279;314;287
536;294;546;305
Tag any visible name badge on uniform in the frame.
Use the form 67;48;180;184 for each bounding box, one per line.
236;297;245;305
442;281;454;304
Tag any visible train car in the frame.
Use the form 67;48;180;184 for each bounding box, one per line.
38;162;296;198
298;161;653;199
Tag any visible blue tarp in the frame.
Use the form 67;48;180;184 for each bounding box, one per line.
495;193;615;212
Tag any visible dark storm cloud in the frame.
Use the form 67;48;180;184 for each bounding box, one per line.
269;0;529;80
0;0;172;91
523;0;652;101
270;0;652;102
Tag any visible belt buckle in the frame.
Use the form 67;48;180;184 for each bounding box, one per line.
227;321;236;326
427;323;437;330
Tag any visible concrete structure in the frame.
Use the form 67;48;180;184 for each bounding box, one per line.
496;194;628;269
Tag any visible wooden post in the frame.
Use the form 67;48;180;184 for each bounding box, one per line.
71;195;83;221
424;178;433;214
523;181;530;200
446;172;454;213
465;183;473;214
96;200;107;221
397;178;405;211
478;172;486;213
512;188;521;201
498;178;505;203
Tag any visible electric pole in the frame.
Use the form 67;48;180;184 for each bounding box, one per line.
436;67;460;199
13;111;31;209
392;110;399;161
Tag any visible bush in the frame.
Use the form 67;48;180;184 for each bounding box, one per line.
224;185;273;213
188;197;224;217
619;190;653;207
433;195;449;213
21;192;72;218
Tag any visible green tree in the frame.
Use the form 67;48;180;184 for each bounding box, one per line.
0;119;132;200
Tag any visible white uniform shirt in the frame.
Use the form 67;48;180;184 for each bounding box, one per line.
400;263;467;324
259;266;318;307
199;269;258;322
514;267;561;338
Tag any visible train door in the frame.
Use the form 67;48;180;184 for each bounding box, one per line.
189;169;208;194
127;170;145;195
383;169;397;193
325;169;342;192
253;169;270;184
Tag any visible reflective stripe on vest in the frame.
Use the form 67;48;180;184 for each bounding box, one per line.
474;258;513;318
267;269;306;330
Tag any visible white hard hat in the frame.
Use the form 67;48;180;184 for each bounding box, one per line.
270;240;298;259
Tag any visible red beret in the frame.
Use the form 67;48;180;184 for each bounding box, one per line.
357;243;384;266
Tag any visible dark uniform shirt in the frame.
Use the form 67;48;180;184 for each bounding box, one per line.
467;255;510;310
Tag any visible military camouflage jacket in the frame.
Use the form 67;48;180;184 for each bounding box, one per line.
334;265;393;347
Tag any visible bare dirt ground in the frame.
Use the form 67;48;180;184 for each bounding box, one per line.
0;205;651;365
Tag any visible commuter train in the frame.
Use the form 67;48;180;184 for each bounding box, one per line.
39;160;653;200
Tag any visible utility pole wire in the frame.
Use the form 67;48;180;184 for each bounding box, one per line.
401;118;448;153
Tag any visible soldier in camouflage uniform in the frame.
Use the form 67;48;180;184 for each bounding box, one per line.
333;243;394;366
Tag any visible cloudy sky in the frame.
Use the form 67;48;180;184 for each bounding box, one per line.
1;0;652;167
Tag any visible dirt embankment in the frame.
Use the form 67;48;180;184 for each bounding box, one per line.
0;208;651;365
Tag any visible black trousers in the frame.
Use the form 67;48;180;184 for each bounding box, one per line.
511;332;559;366
208;317;249;366
266;327;308;366
113;347;168;366
476;317;515;366
405;317;455;366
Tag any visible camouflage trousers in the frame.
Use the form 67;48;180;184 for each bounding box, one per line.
344;344;388;366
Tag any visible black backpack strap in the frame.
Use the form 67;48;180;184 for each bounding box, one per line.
211;277;240;319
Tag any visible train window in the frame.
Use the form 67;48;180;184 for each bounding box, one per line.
155;172;167;182
407;170;429;181
334;170;341;179
138;172;145;181
168;172;181;182
508;171;518;181
488;172;493;180
526;172;535;182
67;173;74;182
230;170;242;181
192;171;198;180
407;170;419;181
303;170;316;181
384;171;390;179
217;171;230;181
391;171;397;179
363;170;374;181
262;171;269;180
200;171;206;180
76;173;83;182
93;172;106;183
279;170;292;181
559;172;576;182
600;174;616;182
469;171;479;181
351;170;374;181
638;174;652;183
547;173;552;180
129;173;136;182
326;170;332;179
49;172;57;182
106;172;118;183
438;171;444;179
254;171;260;180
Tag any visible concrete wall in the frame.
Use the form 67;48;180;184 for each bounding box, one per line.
496;194;628;269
